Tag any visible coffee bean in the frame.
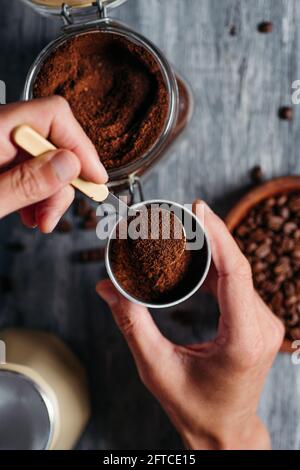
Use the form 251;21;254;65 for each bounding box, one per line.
285;295;298;307
262;281;279;295
82;209;97;230
284;282;296;297
0;276;13;293
264;197;276;209
289;196;300;213
82;219;98;230
255;243;271;259
246;242;257;255
265;253;277;264
5;242;25;252
75;198;90;217
274;260;290;275
290;327;300;340
277;195;288;207
294;229;300;240
229;25;236;36
283;222;297;235
271;291;284;311
234;190;300;340
76;247;105;263
56;219;72;233
278;106;293;121
252;228;266;242
252;261;267;274
282;238;295;253
292;246;300;259
236;224;249;237
250;165;264;185
279;206;290;219
285;313;299;328
257;21;273;33
267;215;284;231
255;272;267;284
275;273;289;285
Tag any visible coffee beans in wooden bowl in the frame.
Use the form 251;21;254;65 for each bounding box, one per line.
227;181;300;351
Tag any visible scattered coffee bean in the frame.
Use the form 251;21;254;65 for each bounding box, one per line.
56;219;72;233
234;191;300;340
75;198;90;218
250;165;264;185
82;210;97;230
76;247;105;263
82;219;98;230
278;106;293;121
0;276;13;293
257;21;273;33
229;25;236;36
5;242;25;252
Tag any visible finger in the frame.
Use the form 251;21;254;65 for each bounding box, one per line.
200;262;218;297
0;149;80;218
96;280;173;371
19;206;37;228
35;185;75;233
193;200;260;344
0;97;108;183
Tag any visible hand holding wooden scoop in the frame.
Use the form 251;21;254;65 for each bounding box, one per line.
13;125;109;203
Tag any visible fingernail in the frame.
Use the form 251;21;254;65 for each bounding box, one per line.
51;150;79;183
98;162;109;183
203;201;213;213
46;215;60;233
194;200;213;214
96;283;119;306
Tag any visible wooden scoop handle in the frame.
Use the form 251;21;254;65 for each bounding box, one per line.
13;125;109;203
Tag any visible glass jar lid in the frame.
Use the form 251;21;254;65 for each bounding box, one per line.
29;0;127;7
22;0;128;16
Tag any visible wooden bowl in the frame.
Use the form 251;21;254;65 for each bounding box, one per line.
225;176;300;354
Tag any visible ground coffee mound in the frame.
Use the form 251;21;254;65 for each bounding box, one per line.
33;32;169;171
234;192;300;340
110;208;191;302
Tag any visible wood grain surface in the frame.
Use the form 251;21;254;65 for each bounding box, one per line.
0;0;299;450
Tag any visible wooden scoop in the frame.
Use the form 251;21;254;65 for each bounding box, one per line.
13;125;109;203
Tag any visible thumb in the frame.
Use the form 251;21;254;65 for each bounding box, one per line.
96;280;173;375
0;150;80;218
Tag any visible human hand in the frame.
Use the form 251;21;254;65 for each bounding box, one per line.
96;200;284;450
0;97;108;232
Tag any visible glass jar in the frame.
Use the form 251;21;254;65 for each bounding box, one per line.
21;0;193;198
0;329;90;450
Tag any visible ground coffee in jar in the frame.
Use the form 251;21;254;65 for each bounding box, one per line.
234;192;300;340
33;31;169;171
110;208;191;303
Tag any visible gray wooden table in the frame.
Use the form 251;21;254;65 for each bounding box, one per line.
0;0;299;450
